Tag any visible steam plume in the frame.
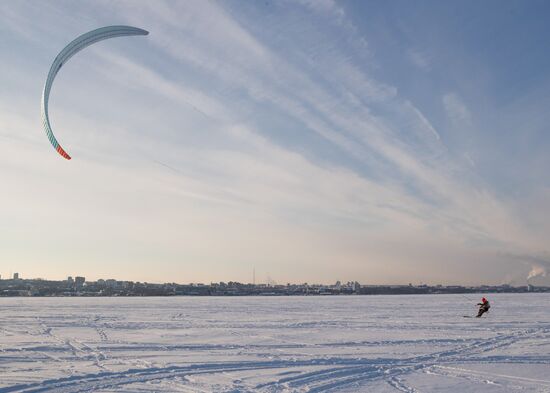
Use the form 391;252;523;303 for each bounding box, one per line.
527;265;547;281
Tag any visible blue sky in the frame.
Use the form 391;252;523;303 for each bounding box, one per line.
1;0;549;285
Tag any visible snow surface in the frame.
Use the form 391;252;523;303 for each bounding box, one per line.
1;294;550;392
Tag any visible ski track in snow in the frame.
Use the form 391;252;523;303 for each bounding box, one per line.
1;294;550;392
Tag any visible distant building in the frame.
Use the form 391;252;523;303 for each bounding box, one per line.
105;279;117;288
67;276;74;285
13;273;19;280
75;276;85;288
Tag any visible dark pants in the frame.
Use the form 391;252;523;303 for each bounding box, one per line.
477;307;489;317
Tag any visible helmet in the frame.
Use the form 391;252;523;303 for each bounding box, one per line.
482;297;487;302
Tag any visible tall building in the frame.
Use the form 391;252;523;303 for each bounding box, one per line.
75;276;85;288
105;279;117;288
13;273;19;280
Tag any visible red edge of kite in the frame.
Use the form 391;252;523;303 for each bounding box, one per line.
56;145;72;160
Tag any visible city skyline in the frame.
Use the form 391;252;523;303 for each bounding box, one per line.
1;1;550;285
1;271;546;298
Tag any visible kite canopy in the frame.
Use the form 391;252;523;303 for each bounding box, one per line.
41;25;149;160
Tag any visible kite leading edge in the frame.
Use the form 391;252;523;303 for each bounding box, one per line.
41;25;149;160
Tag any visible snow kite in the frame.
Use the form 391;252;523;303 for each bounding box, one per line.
41;26;149;160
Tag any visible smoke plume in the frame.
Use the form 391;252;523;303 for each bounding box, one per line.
527;264;547;281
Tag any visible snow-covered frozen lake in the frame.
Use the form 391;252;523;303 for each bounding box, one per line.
1;294;549;392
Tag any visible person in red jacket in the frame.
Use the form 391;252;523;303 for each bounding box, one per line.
476;297;490;317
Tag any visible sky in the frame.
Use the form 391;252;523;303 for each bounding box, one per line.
1;0;550;285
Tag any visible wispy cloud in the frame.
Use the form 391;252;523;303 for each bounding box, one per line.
443;93;472;125
408;48;431;71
